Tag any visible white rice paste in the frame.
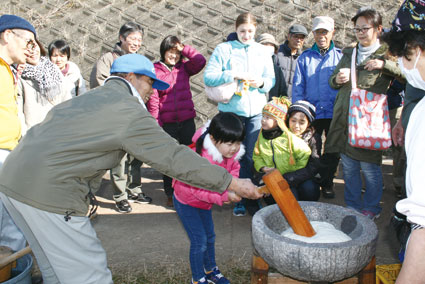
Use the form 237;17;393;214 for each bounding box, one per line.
281;221;352;243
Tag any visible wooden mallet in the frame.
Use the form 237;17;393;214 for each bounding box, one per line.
258;169;316;237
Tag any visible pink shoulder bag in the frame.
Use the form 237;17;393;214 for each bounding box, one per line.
347;47;392;150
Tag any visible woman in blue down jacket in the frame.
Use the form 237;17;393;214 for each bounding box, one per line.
204;12;275;216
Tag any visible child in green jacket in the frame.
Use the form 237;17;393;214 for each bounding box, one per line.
253;97;311;176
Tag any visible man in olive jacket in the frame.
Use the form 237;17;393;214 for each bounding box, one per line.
0;54;261;284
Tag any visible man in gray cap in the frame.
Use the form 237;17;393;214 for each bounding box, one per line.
0;53;262;283
275;24;308;99
0;14;36;252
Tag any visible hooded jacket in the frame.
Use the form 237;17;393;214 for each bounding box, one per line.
253;128;311;175
173;124;245;210
147;45;206;126
204;40;275;117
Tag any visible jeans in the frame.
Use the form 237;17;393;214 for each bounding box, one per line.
237;113;262;179
162;118;196;197
173;196;216;281
340;153;383;214
236;114;262;212
291;179;320;201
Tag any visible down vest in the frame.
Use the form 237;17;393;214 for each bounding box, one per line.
147;45;206;126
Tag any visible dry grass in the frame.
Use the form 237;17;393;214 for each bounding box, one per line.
111;257;251;284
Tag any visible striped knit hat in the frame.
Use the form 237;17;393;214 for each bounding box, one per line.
257;97;296;165
262;97;291;131
288;100;316;123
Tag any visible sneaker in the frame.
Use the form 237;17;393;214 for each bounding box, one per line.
115;199;132;213
233;202;246;217
322;185;335;199
361;210;380;220
166;196;174;207
206;267;230;284
191;277;208;284
127;192;152;204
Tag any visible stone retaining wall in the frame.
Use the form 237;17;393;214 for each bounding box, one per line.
1;0;400;124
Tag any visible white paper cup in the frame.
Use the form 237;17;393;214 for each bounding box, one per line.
339;68;350;77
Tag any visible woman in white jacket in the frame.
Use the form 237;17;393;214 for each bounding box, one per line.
383;1;425;282
18;40;72;134
48;39;86;97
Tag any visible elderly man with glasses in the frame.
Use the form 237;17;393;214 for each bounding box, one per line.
292;16;343;199
0;14;36;252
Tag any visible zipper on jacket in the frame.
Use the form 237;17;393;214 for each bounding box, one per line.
270;140;277;168
172;71;179;123
245;45;252;118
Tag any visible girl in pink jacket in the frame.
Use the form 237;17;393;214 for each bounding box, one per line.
173;112;245;284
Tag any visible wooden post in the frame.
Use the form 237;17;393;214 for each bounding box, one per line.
358;256;376;284
251;253;269;284
262;169;316;237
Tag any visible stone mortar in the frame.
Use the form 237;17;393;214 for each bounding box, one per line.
252;202;378;282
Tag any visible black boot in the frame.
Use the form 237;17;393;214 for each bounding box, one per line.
322;184;335;199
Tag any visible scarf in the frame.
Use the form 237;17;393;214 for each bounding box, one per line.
357;40;381;64
21;56;64;105
262;127;283;140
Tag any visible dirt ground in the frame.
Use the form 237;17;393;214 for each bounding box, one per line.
91;157;400;276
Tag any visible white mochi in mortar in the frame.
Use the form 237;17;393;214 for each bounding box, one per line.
281;221;352;243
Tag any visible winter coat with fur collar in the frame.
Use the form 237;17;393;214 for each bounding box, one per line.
173;124;245;210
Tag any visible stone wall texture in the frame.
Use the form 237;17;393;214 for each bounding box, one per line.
1;0;400;125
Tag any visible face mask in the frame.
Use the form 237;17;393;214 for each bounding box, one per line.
398;50;425;91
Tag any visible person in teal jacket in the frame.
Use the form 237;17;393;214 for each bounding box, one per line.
204;12;275;216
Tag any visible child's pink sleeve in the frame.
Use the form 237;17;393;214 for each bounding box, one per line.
229;160;241;178
190;187;229;206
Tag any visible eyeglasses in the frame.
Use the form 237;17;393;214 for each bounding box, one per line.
353;27;373;34
10;30;36;50
313;30;330;36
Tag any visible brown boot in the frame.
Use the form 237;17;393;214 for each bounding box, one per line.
166;196;174;207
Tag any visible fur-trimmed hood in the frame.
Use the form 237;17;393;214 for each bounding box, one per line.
197;121;245;163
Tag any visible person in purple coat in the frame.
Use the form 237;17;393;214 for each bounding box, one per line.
147;35;206;207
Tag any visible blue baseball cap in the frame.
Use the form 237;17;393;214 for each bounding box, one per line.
110;54;169;90
0;14;36;37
